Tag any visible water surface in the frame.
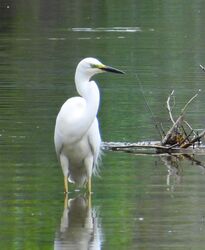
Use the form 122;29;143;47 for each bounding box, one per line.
1;1;205;249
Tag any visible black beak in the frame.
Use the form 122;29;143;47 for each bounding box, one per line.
101;65;125;74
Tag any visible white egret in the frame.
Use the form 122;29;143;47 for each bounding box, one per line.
54;57;124;193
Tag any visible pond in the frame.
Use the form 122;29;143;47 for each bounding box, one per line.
0;1;205;249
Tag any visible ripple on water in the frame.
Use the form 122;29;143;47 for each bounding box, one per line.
71;27;142;33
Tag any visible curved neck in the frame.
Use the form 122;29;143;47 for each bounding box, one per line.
75;71;100;133
75;70;92;97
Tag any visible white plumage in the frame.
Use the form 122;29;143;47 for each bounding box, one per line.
54;57;124;193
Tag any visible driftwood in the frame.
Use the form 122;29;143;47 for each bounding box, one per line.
161;90;200;146
102;141;205;155
104;86;205;155
103;68;205;178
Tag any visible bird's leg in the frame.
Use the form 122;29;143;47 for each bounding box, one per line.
60;155;69;193
64;176;68;194
84;156;93;194
87;177;91;194
64;193;68;209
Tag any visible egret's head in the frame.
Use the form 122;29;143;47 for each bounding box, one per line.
76;57;124;79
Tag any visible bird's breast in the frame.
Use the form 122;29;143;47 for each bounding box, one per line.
56;97;86;141
62;135;92;165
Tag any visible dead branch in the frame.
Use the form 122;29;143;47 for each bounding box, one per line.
161;115;183;145
167;90;175;124
103;141;166;151
160;123;166;136
103;141;205;155
184;120;197;137
200;64;205;72
104;87;204;155
178;128;193;146
181;91;200;114
181;129;205;148
162;91;200;146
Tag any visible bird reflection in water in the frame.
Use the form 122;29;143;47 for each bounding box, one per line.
54;195;103;250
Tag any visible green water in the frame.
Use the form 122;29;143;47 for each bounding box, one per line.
1;1;205;249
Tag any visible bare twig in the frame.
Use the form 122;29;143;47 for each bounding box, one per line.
135;73;163;139
167;90;175;124
162;91;201;146
161;115;183;145
200;64;205;72
181;90;200;114
160;123;166;136
178;129;193;147
184;120;197;137
181;129;205;148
